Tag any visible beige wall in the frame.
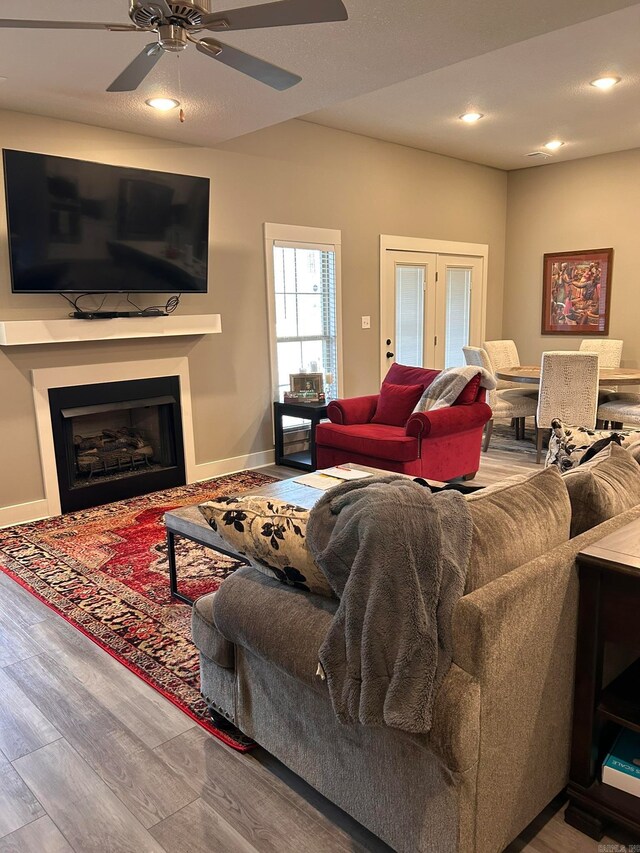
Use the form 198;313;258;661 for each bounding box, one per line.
0;110;507;511
504;148;640;367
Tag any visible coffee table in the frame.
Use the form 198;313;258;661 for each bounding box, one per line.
164;464;446;604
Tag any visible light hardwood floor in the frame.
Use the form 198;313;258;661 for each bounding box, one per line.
0;444;635;852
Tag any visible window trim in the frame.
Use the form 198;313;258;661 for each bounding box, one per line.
264;223;344;406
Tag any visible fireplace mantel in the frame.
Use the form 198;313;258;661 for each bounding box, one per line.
0;314;221;346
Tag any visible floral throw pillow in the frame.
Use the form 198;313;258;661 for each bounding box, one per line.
198;496;333;597
545;419;640;472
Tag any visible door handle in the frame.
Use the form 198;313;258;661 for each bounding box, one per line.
386;351;394;359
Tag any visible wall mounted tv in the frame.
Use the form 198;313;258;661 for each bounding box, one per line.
3;149;210;294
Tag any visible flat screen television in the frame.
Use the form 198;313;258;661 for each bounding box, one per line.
3;149;210;293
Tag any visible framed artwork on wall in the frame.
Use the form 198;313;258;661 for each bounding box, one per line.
541;248;613;335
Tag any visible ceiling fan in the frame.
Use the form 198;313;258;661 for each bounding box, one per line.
0;0;349;92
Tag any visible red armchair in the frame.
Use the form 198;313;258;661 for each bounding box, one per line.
315;363;492;481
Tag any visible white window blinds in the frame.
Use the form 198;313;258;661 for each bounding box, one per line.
395;264;425;367
444;268;471;368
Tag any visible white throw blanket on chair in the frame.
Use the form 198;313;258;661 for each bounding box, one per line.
413;366;496;412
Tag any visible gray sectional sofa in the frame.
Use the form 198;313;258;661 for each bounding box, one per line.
191;449;640;853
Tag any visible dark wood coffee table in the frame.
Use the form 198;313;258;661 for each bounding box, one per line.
566;516;640;840
164;464;446;604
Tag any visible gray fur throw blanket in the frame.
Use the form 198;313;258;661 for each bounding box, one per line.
306;475;473;734
414;365;496;412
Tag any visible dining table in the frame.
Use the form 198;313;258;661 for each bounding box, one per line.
495;366;640;386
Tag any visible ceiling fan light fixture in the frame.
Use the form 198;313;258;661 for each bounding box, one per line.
146;96;180;111
460;112;483;123
544;139;564;151
590;75;621;90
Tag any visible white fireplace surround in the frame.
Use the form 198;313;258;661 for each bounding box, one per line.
31;357;197;518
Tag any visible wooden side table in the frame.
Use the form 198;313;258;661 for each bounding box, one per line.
273;401;328;472
565;516;640;839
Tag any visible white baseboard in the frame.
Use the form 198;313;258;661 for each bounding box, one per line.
0;451;275;528
192;449;276;483
0;499;50;529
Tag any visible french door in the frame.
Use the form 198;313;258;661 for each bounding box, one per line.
381;249;485;379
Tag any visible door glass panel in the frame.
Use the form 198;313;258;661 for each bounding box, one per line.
395;265;425;367
444;268;471;368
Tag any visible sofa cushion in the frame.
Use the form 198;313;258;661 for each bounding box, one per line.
315;422;420;462
371;382;424;426
198;496;333;597
464;466;571;592
563;444;640;537
546;419;640;472
626;439;640;465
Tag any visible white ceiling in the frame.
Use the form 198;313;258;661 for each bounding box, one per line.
304;3;640;170
0;0;637;165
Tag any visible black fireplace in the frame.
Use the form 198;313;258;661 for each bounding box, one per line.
49;376;186;513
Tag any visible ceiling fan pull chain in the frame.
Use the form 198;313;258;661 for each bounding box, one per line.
177;52;185;123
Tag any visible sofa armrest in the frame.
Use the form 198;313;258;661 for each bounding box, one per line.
450;503;640;853
327;395;379;425
406;401;491;440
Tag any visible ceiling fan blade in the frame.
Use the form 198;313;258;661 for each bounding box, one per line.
0;19;138;31
197;39;301;90
107;44;164;92
201;0;348;32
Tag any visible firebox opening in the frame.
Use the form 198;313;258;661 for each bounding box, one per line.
49;377;186;513
63;396;176;488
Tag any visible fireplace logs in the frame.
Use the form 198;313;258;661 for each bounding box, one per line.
74;427;154;477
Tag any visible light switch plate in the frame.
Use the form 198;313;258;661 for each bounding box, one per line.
361;315;371;329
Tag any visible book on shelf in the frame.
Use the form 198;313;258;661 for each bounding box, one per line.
602;727;640;798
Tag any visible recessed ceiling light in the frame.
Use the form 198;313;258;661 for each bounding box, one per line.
145;97;180;111
544;140;564;151
459;112;483;123
590;76;621;90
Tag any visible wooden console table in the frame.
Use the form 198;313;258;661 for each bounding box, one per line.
566;516;640;839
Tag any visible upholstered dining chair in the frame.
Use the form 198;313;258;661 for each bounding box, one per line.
536;351;600;463
579;338;623;368
580;338;624;397
463;346;537;452
483;339;523;390
597;393;640;430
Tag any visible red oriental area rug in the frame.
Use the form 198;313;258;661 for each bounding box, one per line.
0;471;277;751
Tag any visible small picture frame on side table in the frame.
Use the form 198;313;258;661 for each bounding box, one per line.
284;373;325;403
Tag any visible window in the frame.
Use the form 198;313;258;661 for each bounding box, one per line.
265;224;342;403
